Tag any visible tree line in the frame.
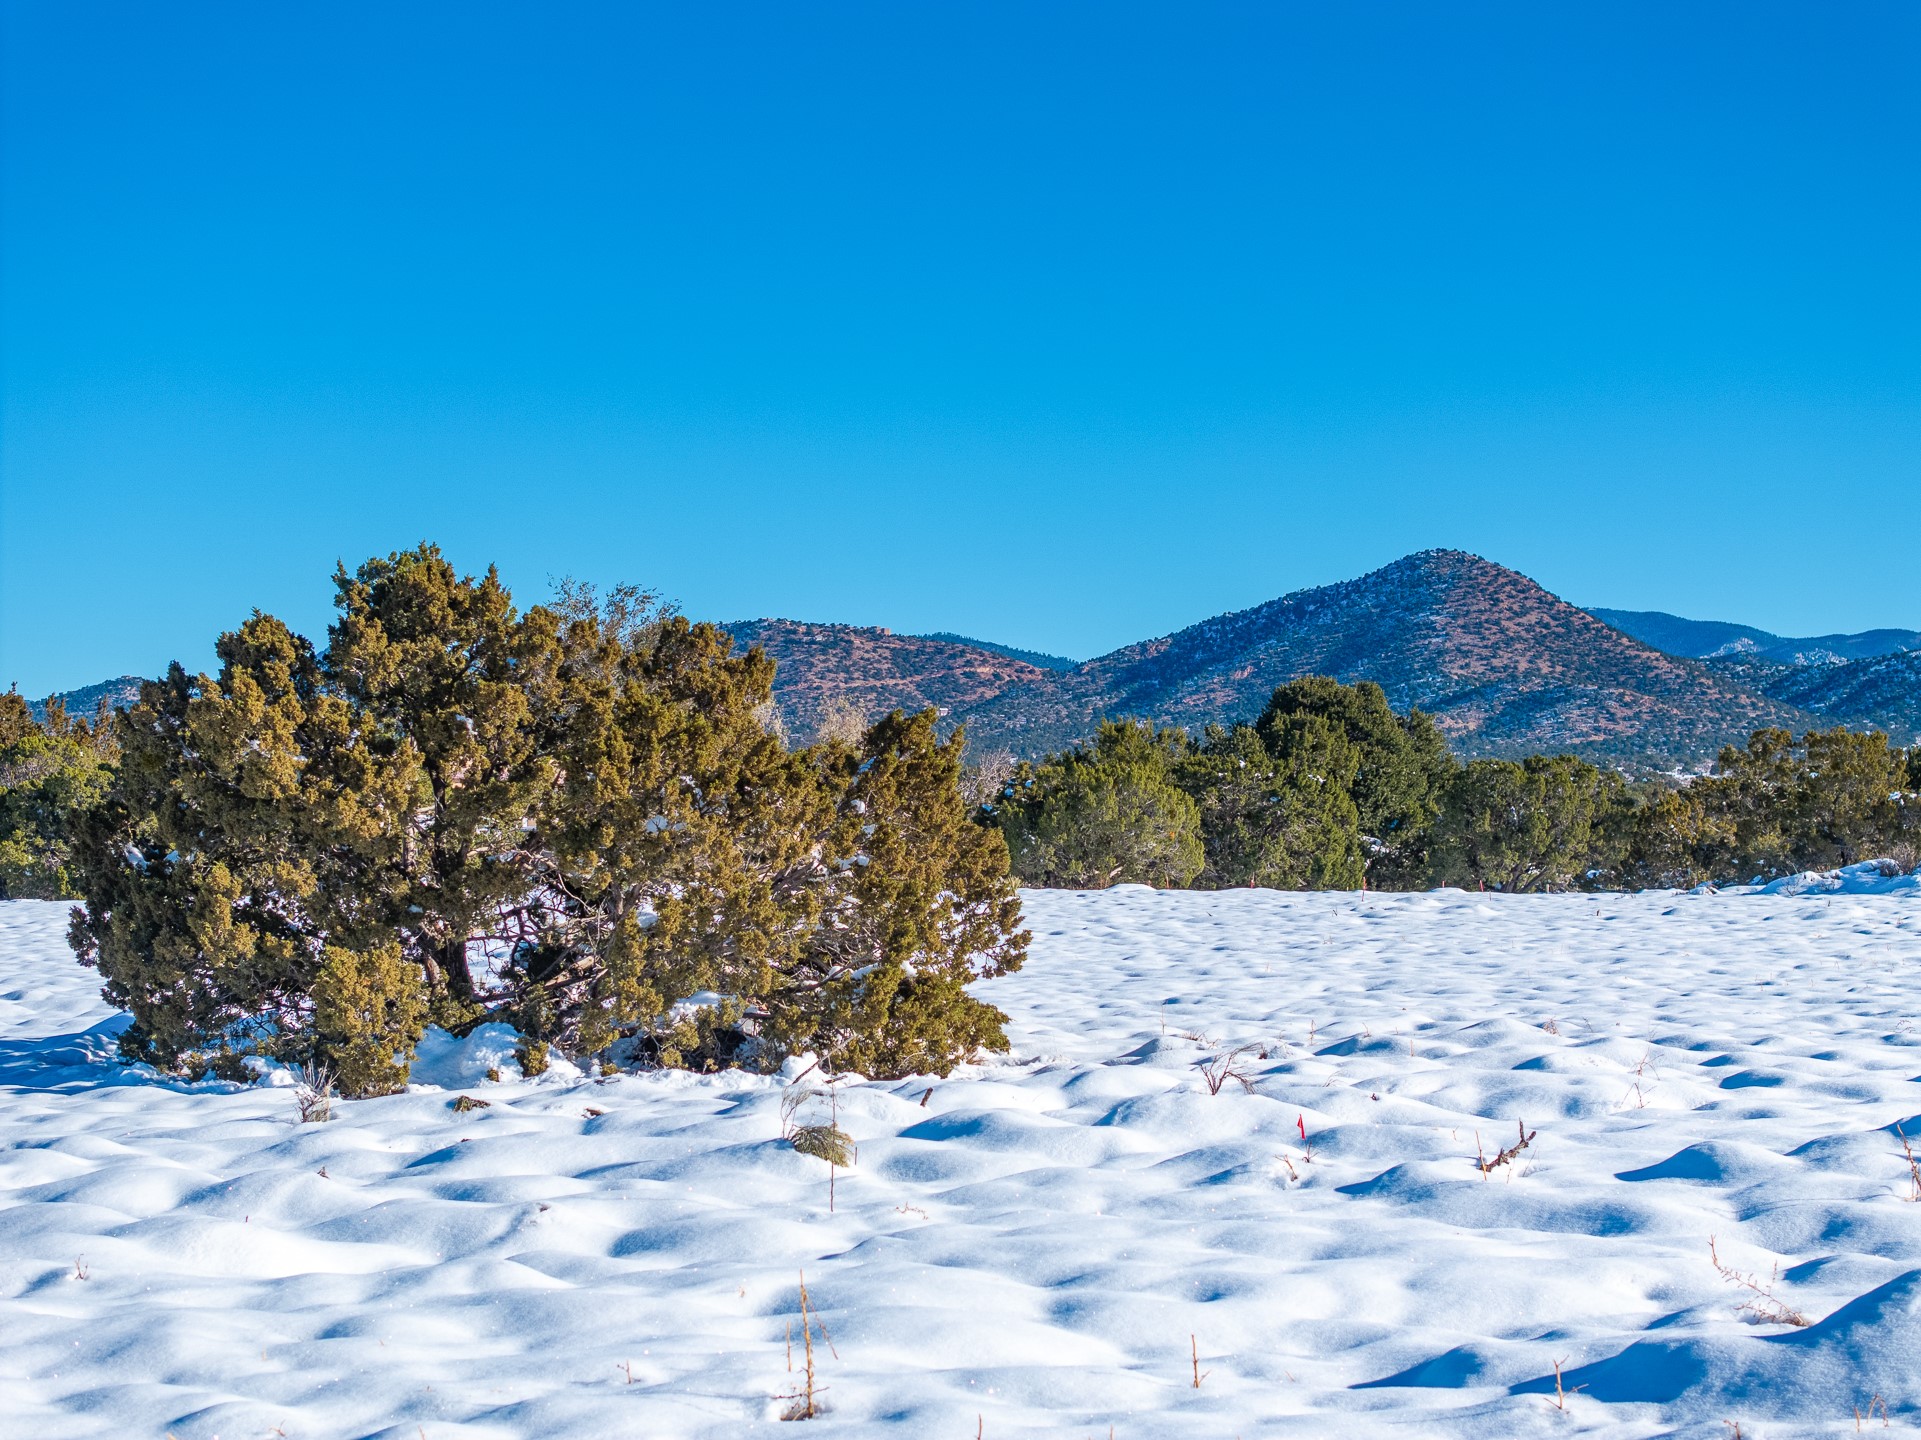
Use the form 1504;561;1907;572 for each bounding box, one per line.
984;677;1921;893
2;547;1027;1093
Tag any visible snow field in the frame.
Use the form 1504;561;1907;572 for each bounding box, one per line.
2;880;1919;1438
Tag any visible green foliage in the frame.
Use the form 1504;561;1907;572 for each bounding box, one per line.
312;942;426;1097
790;1124;855;1166
1615;727;1918;886
1613;784;1728;890
68;546;1026;1086
1175;720;1364;889
995;720;1204;888
1428;754;1632;892
1256;678;1454;883
0;691;116;900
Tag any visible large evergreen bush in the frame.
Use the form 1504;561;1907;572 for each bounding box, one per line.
1174;720;1364;888
67;546;1027;1088
1614;727;1918;885
1427;754;1632;892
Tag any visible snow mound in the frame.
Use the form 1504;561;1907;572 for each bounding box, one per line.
5;886;1921;1437
1541;1269;1921;1416
1750;861;1920;896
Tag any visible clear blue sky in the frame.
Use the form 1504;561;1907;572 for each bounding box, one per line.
3;2;1917;697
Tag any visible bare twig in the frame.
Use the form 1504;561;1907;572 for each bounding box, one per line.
1548;1356;1584;1411
1478;1120;1535;1178
1709;1236;1810;1327
1190;1333;1209;1388
1896;1124;1921;1203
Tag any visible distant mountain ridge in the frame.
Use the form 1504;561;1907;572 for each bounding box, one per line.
24;676;146;725
1589;608;1921;665
31;558;1920;766
1705;652;1921;744
910;633;1079;671
719;621;1049;740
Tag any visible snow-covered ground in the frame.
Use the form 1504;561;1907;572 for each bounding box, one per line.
4;876;1920;1439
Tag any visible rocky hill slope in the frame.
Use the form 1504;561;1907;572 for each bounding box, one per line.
951;551;1812;763
1706;651;1921;744
722;621;1048;741
24;676;146;725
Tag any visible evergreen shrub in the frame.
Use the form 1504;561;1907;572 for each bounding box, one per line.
67;546;1027;1086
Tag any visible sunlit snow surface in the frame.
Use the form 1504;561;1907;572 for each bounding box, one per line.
4;880;1920;1439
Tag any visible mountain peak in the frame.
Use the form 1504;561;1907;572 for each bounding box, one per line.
954;551;1806;763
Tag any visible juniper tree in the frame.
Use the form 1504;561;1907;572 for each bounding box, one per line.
1656;727;1915;883
0;690;117;900
69;546;1028;1086
759;710;1028;1076
1427;754;1630;893
1175;720;1363;889
1255;677;1453;885
995;720;1204;888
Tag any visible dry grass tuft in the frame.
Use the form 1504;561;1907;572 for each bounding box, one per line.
1197;1044;1259;1096
778;1270;836;1420
1856;1393;1892;1429
294;1062;336;1123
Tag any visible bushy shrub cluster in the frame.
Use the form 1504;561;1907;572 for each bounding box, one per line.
991;679;1450;891
64;546;1027;1091
1616;727;1921;888
0;693;117;900
990;677;1921;894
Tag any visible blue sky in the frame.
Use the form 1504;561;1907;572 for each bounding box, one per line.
3;2;1917;696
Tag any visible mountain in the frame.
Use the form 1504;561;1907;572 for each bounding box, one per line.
1705;652;1921;744
723;621;1049;741
910;633;1079;671
1590;608;1921;665
39;556;1911;767
952;551;1812;764
24;676;146;725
